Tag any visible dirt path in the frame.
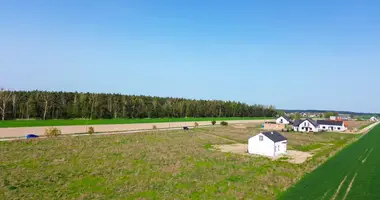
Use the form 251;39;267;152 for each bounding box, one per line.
358;121;379;134
0;119;272;138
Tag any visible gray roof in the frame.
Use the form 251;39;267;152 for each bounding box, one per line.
262;131;287;142
293;119;302;126
283;116;292;122
293;118;318;127
317;120;344;126
305;118;319;127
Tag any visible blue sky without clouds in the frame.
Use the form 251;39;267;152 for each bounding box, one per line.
1;0;379;112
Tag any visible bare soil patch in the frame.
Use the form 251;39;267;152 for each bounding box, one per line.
212;143;312;164
284;150;313;164
344;121;371;129
231;124;247;129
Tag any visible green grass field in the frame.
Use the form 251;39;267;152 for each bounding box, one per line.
279;124;380;200
0;125;357;199
0;117;269;128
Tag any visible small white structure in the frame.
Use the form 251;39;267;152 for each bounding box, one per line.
370;116;378;122
293;118;319;132
276;116;292;125
248;131;287;157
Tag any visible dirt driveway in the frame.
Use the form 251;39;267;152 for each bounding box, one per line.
212;143;312;164
0;119;273;138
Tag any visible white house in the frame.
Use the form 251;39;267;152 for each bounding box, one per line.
293;118;319;132
293;119;346;132
370;116;378;122
317;120;346;132
248;131;287;157
276;116;292;125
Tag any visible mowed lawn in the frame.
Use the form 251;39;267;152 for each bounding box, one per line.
0;126;356;200
279;124;380;200
0;117;268;128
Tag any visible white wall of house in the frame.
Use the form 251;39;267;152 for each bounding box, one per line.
248;133;274;157
274;141;287;156
370;117;378;121
248;133;287;157
297;120;318;132
318;124;346;132
276;117;290;125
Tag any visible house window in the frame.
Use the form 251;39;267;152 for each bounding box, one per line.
338;127;341;130
323;126;325;129
259;135;263;141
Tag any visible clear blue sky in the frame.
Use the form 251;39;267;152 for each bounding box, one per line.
1;0;379;113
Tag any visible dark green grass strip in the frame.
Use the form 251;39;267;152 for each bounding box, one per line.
278;124;380;200
0;117;269;128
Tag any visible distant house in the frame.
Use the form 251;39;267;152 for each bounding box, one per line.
248;131;287;157
293;119;346;132
370;116;378;122
330;114;350;121
317;120;346;132
276;116;292;125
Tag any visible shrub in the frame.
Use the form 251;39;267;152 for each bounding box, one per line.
45;127;62;137
88;127;95;135
152;125;157;130
211;120;216;125
194;122;199;128
220;121;228;126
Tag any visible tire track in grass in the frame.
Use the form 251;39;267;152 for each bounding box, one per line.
320;190;330;200
331;176;348;200
342;173;358;200
361;148;373;164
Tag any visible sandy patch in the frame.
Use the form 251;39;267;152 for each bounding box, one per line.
284;150;313;164
212;143;312;164
213;143;248;154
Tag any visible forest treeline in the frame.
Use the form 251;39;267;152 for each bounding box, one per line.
0;90;278;120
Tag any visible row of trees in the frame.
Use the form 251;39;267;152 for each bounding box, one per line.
0;89;278;120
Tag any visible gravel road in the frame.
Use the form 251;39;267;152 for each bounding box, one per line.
0;119;272;138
